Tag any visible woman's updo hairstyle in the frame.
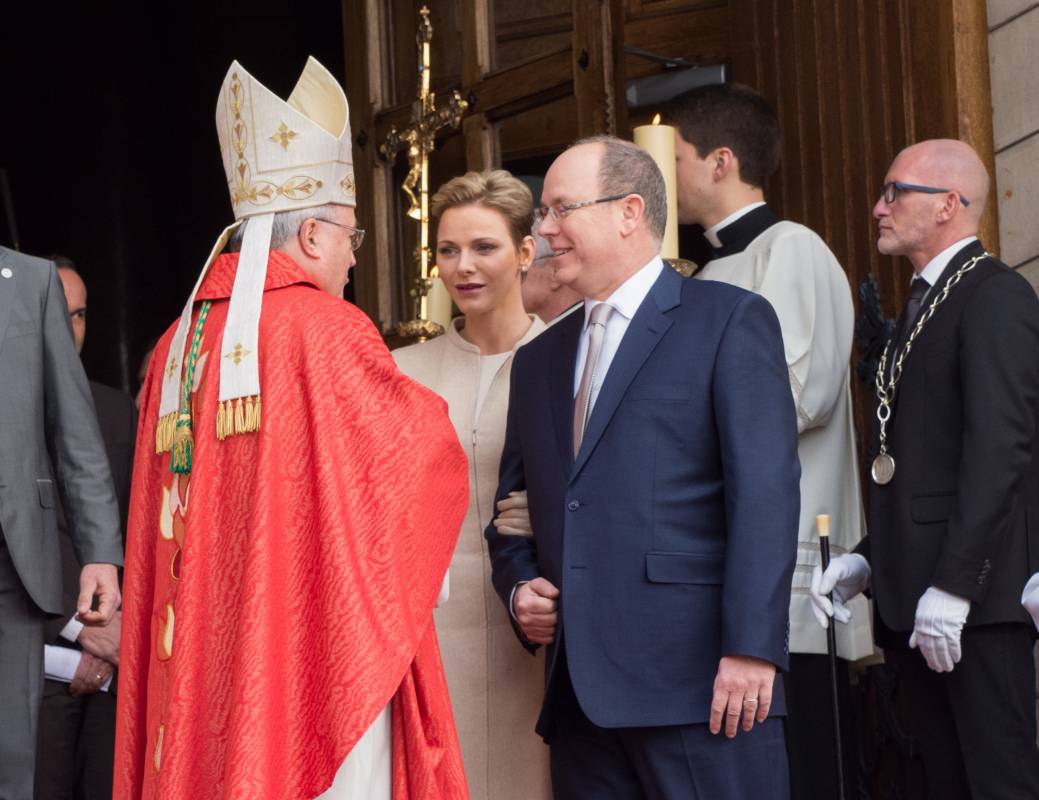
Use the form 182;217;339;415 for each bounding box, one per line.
431;170;534;247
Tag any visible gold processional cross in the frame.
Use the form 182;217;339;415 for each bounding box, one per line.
380;6;468;340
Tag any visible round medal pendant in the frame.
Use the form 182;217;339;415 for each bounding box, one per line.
871;453;896;485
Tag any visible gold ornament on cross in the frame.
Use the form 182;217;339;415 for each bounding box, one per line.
380;6;468;341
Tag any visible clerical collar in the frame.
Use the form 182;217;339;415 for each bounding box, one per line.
703;203;781;259
704;202;766;248
916;236;979;292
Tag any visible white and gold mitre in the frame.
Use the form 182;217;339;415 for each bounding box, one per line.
155;57;355;462
218;56;356;217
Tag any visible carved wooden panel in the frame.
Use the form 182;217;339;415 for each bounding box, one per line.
623;4;729;84
494;0;571;69
499;94;580;161
625;0;725;18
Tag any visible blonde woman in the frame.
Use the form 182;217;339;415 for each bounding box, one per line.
393;170;550;799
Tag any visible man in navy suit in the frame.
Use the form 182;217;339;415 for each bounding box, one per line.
486;135;801;799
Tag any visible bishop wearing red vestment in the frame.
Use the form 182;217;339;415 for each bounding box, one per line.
113;58;469;800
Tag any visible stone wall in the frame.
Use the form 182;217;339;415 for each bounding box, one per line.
988;1;1039;284
989;0;1039;716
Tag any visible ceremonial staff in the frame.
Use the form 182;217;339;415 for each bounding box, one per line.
816;513;846;800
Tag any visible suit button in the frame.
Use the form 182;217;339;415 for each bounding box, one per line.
567;500;580;512
977;576;985;585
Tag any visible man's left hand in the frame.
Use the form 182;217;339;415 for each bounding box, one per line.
76;563;120;626
709;655;776;738
69;652;114;696
909;586;970;673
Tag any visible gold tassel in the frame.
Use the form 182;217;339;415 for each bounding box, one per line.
243;395;261;433
216;400;228;441
214;396;262;440
233;397;245;433
155;412;177;454
169;413;194;474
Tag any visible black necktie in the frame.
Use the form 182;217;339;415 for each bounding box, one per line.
903;277;929;328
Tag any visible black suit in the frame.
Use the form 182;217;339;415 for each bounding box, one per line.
35;382;135;800
858;240;1039;798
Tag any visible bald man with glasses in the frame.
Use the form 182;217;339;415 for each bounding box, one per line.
812;139;1039;798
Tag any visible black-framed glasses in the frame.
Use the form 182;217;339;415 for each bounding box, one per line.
880;181;970;207
313;218;366;251
534;194;629;226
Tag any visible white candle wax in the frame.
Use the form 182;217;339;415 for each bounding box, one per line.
428;268;454;330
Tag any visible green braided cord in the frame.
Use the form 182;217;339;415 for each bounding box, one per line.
170;301;213;474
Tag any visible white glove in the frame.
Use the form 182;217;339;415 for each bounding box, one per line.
809;553;871;629
909;586;971;673
1021;573;1039;632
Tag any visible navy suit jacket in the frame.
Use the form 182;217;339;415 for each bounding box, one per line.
486;264;801;734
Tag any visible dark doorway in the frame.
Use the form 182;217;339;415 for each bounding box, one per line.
0;2;344;392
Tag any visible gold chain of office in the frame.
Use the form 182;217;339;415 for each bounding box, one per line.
871;251;991;485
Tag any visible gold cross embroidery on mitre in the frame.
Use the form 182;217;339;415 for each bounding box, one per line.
223;343;252;366
269;122;299;150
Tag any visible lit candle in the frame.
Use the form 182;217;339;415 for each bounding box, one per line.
427;264;454;329
632;114;679;260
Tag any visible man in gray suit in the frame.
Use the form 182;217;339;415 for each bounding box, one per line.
0;245;123;800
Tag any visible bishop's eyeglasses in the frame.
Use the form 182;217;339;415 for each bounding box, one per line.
313;218;366;251
880;181;970;207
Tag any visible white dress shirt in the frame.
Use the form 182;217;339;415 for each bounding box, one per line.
916;236;979;302
573;257;665;411
703;201;767;248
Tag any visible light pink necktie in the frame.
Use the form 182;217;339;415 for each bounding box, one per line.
573;303;614;457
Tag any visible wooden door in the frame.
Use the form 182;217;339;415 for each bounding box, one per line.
343;0;733;331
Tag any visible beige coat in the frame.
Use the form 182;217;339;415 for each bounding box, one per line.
393;315;551;800
698;221;874;659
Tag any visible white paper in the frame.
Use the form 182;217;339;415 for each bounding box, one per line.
59;615;83;642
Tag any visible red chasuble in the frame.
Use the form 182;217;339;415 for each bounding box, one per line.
114;251;470;799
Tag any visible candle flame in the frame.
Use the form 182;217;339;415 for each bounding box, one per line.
430;265;440;279
652;113;661;125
